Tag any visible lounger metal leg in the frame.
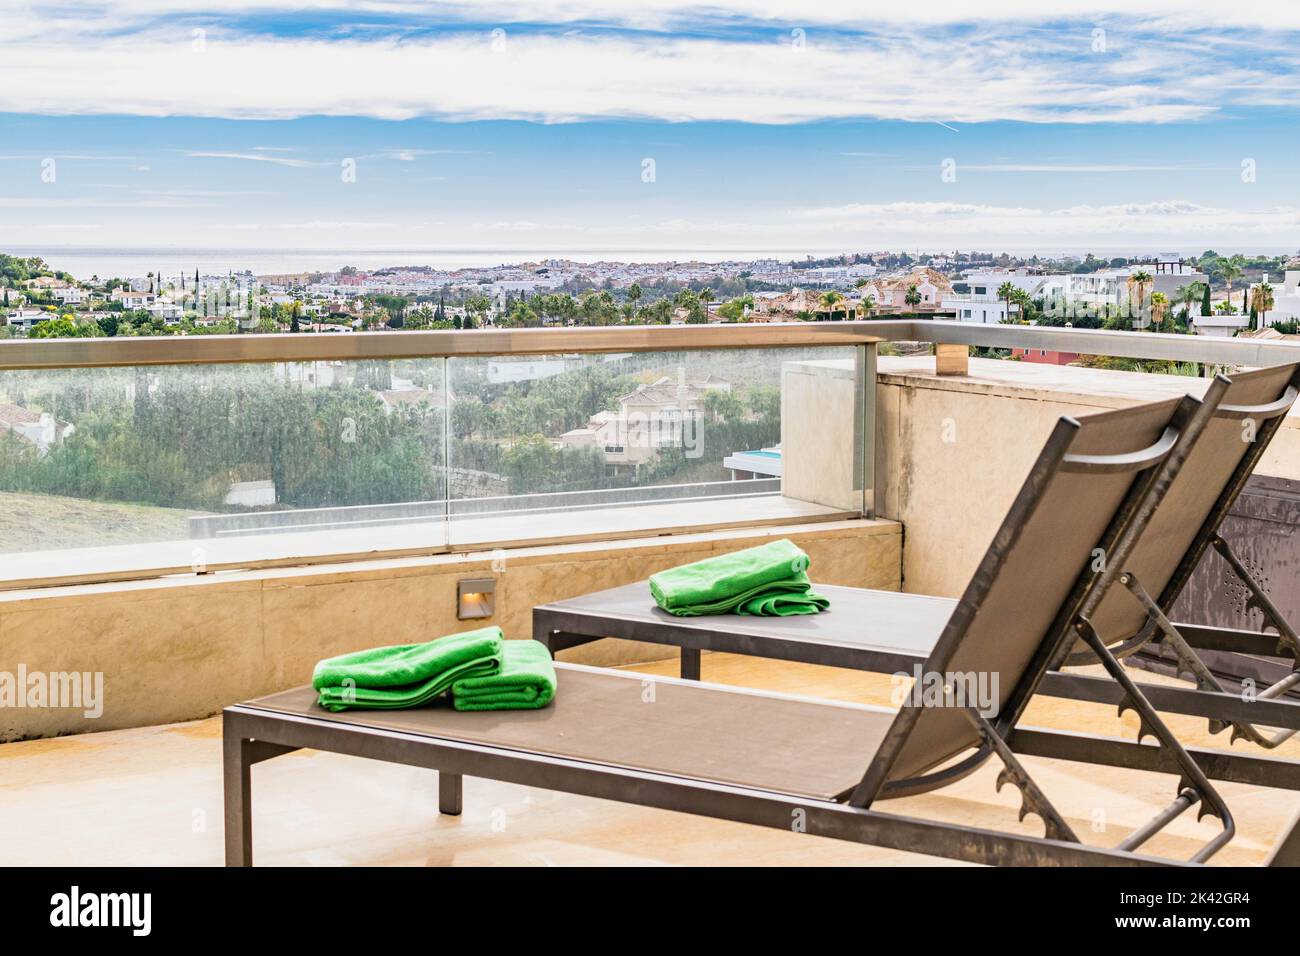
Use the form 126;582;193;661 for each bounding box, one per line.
967;710;1078;843
439;772;463;815
223;730;253;868
680;647;701;680
1076;618;1235;863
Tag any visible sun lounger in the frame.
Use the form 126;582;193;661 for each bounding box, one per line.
535;364;1300;747
226;391;1273;866
1055;362;1300;746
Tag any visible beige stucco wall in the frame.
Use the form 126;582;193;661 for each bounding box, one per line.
0;518;900;741
875;356;1300;598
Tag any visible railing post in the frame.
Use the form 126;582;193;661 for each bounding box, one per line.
934;343;969;376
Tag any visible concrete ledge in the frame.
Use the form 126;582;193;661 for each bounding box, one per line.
0;518;901;741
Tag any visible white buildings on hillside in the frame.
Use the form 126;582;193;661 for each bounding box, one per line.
944;258;1211;327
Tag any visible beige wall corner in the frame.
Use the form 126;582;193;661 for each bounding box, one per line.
875;356;1300;598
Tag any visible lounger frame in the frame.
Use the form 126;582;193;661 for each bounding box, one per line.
1064;366;1300;749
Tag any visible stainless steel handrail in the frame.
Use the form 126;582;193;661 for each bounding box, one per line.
2;318;1299;371
0;322;887;370
881;320;1300;367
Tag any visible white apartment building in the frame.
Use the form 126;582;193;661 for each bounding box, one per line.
154;303;189;324
942;259;1210;326
4;308;50;333
50;286;84;305
943;272;1044;324
114;290;157;310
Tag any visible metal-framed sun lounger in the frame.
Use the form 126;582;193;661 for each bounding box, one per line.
226;391;1265;866
1056;362;1300;747
535;364;1300;748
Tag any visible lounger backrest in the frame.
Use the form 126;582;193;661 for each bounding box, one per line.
1085;363;1300;647
853;395;1205;800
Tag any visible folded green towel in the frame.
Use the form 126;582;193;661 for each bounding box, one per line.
313;627;504;712
736;582;830;616
649;539;829;617
452;640;557;711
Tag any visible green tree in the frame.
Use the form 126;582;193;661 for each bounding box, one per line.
1175;282;1202;321
997;281;1017;321
818;290;844;320
1127;269;1153;320
1254;282;1274;327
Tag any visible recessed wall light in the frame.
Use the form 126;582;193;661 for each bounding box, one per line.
457;577;496;620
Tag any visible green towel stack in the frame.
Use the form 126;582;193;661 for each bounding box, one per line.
452;639;557;711
649;538;830;617
313;627;504;712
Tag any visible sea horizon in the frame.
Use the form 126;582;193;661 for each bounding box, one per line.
8;245;1297;282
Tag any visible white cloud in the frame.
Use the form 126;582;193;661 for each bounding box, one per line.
0;13;1290;124
942;163;1217;173
793;198;1300;243
183;150;327;167
17;1;1300;33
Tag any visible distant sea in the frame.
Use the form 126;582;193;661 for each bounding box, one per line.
4;247;831;281
8;245;1295;282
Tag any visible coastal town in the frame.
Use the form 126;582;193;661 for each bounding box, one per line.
4;249;1299;347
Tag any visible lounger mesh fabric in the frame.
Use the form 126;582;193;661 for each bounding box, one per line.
877;398;1189;785
250;665;890;799
1083;364;1300;651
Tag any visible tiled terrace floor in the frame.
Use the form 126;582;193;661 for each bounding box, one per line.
3;652;1298;866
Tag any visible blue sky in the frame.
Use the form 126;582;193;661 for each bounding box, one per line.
2;1;1298;257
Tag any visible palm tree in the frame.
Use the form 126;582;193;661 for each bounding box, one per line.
904;285;922;312
1149;292;1169;329
1127;269;1153;321
997;281;1017;321
1219;254;1246;300
1254;282;1275;328
857;292;875;318
698;288;714;320
818;290;844;321
627;282;642;320
1011;288;1033;323
1175;282;1202;321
